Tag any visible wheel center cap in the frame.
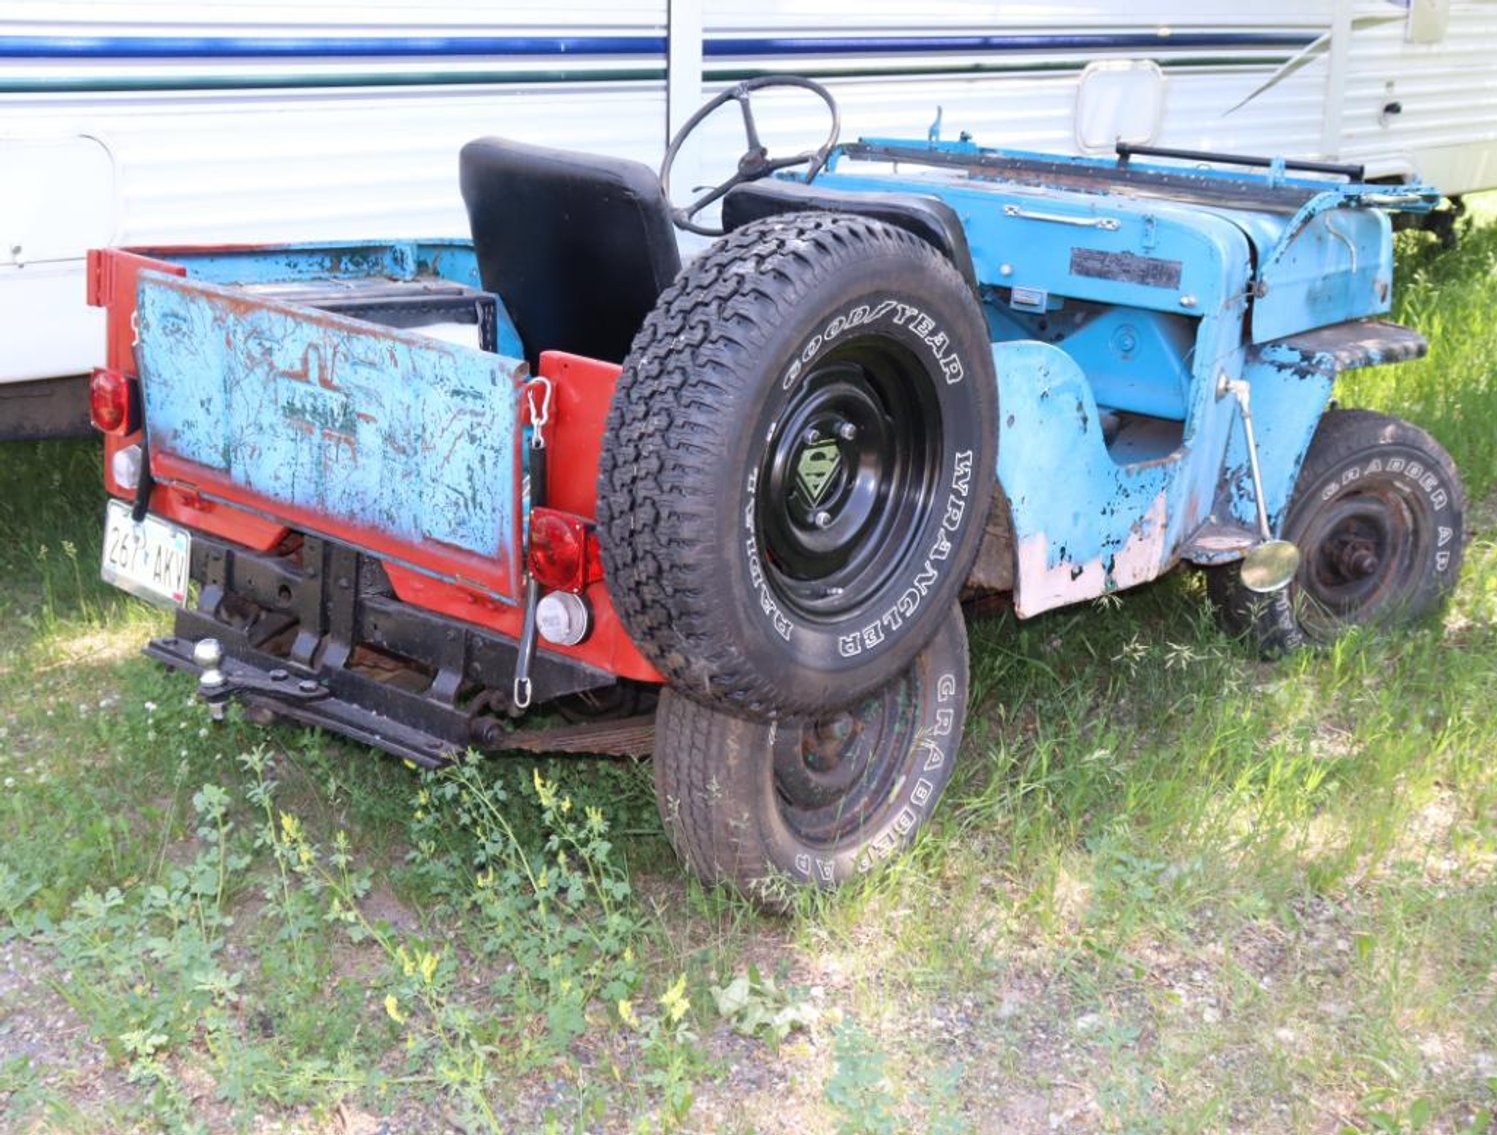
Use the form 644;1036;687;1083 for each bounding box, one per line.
795;440;842;507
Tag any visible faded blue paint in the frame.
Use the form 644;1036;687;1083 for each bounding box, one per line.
1217;320;1429;533
807;137;1437;613
994;341;1184;615
160;241;423;285
987;304;1197;421
1250;201;1394;342
136;271;526;588
816;167;1253;320
1216;346;1337;535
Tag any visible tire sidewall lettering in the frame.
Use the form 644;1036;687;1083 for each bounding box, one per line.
792;735;945;881
1310;452;1459;578
842;673;958;879
835;452;973;659
745;292;983;658
740;468;797;641
779;298;968;394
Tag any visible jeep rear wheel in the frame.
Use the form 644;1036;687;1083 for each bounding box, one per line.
652;602;968;905
597;213;996;719
1208;408;1465;654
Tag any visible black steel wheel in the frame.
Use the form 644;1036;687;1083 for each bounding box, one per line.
1208;408;1465;654
756;343;940;621
652;602;968;904
598;212;996;720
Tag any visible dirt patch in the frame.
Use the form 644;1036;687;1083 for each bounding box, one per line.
0;938;135;1126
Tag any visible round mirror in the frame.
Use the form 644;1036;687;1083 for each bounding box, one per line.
1239;539;1301;593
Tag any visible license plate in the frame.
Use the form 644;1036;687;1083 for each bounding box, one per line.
101;499;191;607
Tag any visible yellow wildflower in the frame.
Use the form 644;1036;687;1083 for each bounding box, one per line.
617;999;640;1028
660;974;690;1025
384;994;406;1024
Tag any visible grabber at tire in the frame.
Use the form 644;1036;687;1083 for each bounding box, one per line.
597;212;997;720
1208;408;1465;655
653;601;968;906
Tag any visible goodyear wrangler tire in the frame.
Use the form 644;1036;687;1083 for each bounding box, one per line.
653;601;968;904
597;213;996;719
1208;408;1465;655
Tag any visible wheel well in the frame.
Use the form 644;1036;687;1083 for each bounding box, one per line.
963;482;1017;596
720;180;979;294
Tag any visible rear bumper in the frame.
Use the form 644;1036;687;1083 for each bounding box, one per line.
160;529;628;762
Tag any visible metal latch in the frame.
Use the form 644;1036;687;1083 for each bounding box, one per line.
513;377;555;711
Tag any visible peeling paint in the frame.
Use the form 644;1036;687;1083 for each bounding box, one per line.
1015;530;1106;613
1107;492;1170;592
1011;493;1169;615
136;271;525;576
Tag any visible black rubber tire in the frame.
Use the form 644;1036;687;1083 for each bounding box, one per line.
1207;408;1465;655
652;602;968;905
597;212;996;720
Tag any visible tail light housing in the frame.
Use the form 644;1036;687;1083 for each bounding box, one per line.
89;367;136;434
528;508;602;593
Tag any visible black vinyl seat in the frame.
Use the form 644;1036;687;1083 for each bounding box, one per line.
722;179;979;293
459;137;682;368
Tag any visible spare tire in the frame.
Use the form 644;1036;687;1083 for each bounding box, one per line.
597;212;996;719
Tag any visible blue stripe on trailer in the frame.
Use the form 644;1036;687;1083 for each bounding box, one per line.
0;34;667;59
0;30;1316;61
704;32;1318;55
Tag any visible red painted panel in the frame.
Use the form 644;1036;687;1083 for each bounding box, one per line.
92;247;290;548
89;249;659;684
537;351;622;517
384;564;661;683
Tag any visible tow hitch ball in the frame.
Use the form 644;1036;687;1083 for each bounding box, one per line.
194;638;229;720
190;637;329;722
1219;373;1301;594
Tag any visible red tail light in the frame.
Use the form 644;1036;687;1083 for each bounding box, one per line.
89;367;134;434
529;509;601;593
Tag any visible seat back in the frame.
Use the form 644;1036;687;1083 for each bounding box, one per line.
459;137;682;368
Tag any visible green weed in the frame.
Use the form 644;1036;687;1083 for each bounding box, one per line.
825;1020;899;1135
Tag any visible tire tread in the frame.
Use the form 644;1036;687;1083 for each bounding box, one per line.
599;212;992;717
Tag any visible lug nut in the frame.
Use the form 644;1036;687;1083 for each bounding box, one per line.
813;510;833;529
803;428;821;445
837;422;857;441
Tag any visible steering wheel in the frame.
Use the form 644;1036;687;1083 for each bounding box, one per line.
660;75;841;237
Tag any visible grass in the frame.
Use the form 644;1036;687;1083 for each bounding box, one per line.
0;218;1494;1133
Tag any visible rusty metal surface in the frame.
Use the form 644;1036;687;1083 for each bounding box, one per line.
1257;318;1428;376
498;715;656;758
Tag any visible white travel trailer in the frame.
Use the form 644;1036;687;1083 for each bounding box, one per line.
3;0;1494;436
